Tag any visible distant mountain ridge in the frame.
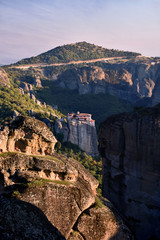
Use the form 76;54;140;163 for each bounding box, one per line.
14;41;141;65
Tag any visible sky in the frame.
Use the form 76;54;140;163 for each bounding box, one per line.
0;0;160;64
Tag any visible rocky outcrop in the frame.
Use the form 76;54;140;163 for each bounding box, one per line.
55;119;69;142
0;116;57;155
55;118;98;156
57;60;160;104
98;106;160;240
34;75;42;87
19;81;33;92
67;119;98;155
0;152;98;239
0;68;10;87
0;152;134;240
0;196;65;240
74;197;134;240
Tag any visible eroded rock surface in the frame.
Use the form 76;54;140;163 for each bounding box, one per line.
0;116;57;155
0;152;134;240
98;106;160;240
0;152;98;239
74;198;134;240
55;117;98;156
0;196;65;240
57;61;160;104
0;68;10;87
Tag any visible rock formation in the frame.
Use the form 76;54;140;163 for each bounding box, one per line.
57;60;160;104
0;152;134;240
0;117;134;240
34;75;42;88
0;195;65;240
0;116;57;155
19;81;33;92
0;68;10;87
98;106;160;240
67;118;98;155
55;113;98;155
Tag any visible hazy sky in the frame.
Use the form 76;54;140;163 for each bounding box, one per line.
0;0;160;64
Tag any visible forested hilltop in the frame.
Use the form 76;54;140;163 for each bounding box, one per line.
14;41;140;65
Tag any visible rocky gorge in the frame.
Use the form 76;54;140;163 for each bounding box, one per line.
98;105;160;240
0;116;134;240
1;42;160;240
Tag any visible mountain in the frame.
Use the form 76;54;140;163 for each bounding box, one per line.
14;41;140;65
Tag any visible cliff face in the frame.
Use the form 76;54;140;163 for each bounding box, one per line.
0;152;134;240
55;118;98;155
67;119;98;155
57;60;160;104
0;117;134;240
0;116;57;155
98;107;160;240
0;195;65;240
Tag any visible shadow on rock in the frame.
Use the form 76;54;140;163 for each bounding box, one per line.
0;195;65;240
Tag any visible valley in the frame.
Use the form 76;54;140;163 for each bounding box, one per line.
0;42;160;239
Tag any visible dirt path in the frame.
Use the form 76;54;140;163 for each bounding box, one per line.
9;56;130;70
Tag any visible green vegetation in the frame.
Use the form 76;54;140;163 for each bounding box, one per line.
14;42;140;65
55;141;102;195
27;179;71;187
36;80;132;127
0;68;63;124
0;152;17;158
94;196;104;208
70;231;79;237
31;154;63;163
11;190;21;199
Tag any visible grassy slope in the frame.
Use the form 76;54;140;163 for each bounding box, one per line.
14;42;140;65
0;69;63;125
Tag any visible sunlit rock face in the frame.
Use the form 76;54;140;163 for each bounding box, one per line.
0;152;134;240
0;116;57;155
57;61;160;104
98;106;160;240
55;113;98;156
0;117;134;240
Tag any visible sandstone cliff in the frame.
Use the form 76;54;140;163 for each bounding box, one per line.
57;59;160;104
0;116;57;155
0;195;65;240
0;117;134;240
98;106;160;240
55;118;98;155
0;152;134;240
